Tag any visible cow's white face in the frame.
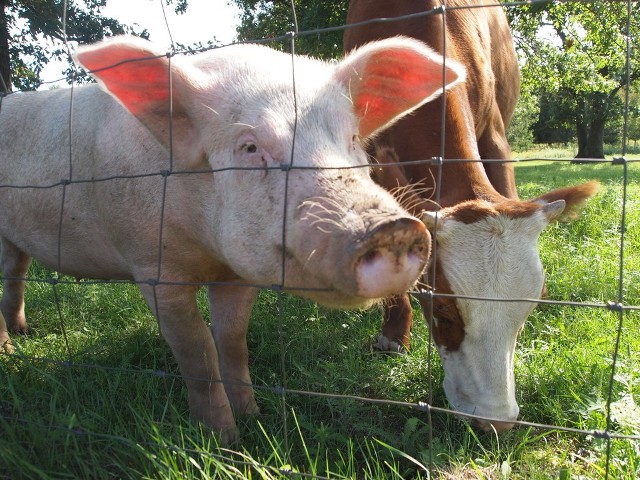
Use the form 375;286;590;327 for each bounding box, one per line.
423;199;565;431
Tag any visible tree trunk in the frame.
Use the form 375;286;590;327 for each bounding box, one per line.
0;0;10;93
576;119;588;157
576;120;606;159
575;92;607;160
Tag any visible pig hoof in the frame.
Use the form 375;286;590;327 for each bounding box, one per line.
1;336;14;354
373;335;406;354
233;401;260;417
219;425;241;446
10;325;28;335
7;317;28;334
242;404;260;417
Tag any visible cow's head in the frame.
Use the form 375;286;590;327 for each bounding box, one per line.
421;181;598;431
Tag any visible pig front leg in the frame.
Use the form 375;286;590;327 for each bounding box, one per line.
0;310;11;352
139;283;238;444
1;238;32;337
208;284;259;417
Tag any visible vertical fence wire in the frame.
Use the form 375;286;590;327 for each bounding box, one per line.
421;1;452;474
0;0;638;478
603;1;633;477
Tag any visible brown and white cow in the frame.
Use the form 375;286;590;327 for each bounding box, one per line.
345;0;598;431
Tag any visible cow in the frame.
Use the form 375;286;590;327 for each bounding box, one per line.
345;0;598;431
0;35;471;443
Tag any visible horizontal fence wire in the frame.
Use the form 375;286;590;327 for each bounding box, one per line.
0;0;637;478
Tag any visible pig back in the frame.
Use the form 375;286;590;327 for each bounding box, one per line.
0;86;222;281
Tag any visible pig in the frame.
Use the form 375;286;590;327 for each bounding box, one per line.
0;36;464;442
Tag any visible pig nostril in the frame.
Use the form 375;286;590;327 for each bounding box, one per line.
411;241;427;256
355;216;431;268
352;216;430;299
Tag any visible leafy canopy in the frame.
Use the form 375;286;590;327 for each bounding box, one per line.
1;0;195;91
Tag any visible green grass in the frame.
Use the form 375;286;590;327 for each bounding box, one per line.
512;142;640;161
1;152;639;479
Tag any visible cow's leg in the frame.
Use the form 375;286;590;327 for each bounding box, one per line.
478;110;518;200
483;159;517;200
208;284;259;416
374;294;413;352
1;238;32;334
139;283;237;444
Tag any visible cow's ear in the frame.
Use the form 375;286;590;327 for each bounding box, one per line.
421;211;440;233
335;36;465;138
75;36;207;166
540;200;566;223
532;181;599;222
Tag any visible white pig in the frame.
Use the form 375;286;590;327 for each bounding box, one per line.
0;36;464;442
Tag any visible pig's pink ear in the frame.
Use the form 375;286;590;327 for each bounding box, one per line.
335;37;465;138
74;36;205;166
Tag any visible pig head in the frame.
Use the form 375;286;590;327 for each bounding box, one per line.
0;36;463;442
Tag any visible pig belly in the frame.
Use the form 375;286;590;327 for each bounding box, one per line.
0;191;130;280
1;227;132;281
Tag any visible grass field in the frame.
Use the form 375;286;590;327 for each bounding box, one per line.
0;153;638;479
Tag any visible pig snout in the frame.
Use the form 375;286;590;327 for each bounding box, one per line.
354;217;430;298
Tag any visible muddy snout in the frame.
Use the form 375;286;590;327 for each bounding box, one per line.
354;217;430;298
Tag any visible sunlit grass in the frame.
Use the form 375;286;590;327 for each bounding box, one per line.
1;153;638;478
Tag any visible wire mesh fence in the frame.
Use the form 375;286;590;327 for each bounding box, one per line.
0;0;638;478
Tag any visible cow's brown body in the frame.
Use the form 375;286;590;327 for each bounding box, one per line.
345;0;521;350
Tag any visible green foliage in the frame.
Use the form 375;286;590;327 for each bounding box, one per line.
505;1;639;157
532;89;578;145
231;0;346;59
507;1;638;95
2;0;150;90
624;83;640;147
507;91;539;152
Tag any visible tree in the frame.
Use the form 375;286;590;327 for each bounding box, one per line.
532;89;575;146
0;0;193;92
506;88;538;152
627;85;640;148
231;0;346;59
507;1;639;158
0;0;150;92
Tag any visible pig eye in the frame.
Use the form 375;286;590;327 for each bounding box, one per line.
242;142;258;154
